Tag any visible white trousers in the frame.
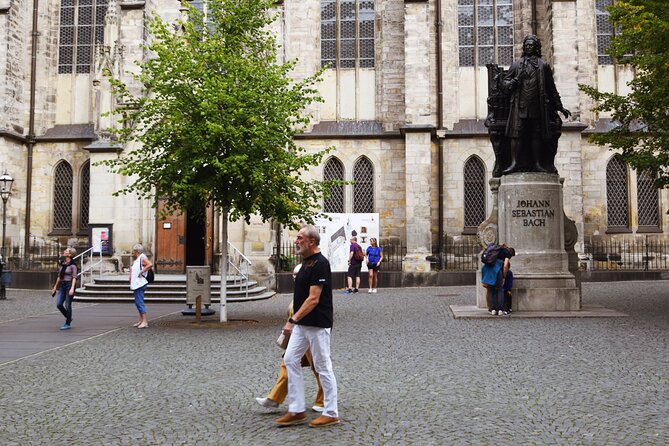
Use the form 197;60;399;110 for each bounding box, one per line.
284;325;338;418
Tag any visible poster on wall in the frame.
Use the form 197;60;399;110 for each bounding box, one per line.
313;213;379;272
89;224;113;256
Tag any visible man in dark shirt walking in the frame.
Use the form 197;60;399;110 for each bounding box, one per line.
276;224;340;428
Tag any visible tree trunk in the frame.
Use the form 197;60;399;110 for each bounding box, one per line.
220;210;228;322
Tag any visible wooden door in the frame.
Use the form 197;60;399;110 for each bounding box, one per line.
155;201;186;273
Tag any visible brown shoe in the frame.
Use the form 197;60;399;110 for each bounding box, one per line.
276;412;307;427
308;415;340;428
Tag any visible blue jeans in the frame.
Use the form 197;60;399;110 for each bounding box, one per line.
491;270;505;311
56;281;73;324
133;284;148;315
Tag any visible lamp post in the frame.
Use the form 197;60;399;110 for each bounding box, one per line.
0;171;14;300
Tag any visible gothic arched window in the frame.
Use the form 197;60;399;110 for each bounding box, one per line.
596;0;615;65
323;157;345;213
53;161;74;232
463;156;486;228
637;169;660;228
606;156;629;228
79;161;90;231
353;157;374;213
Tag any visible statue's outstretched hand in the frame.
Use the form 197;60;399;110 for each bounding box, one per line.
560;108;571;119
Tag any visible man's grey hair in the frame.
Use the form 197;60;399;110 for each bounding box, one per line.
132;244;144;254
300;224;320;245
351;236;357;242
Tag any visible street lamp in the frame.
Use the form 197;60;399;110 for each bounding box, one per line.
0;171;14;300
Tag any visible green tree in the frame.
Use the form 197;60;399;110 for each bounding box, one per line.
102;0;329;320
580;0;669;189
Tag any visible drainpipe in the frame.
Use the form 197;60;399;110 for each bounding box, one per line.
531;0;537;35
436;0;445;269
24;0;39;266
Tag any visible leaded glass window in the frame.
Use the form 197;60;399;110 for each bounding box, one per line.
463;156;486;227
606;156;629;228
321;0;375;69
596;0;614;65
353;157;374;213
323;157;344;213
53;161;73;232
637;169;660;227
458;0;514;67
79;161;90;231
58;0;109;74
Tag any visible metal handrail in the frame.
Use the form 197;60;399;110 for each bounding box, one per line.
227;241;252;298
73;243;103;286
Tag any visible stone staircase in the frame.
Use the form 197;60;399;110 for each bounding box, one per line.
74;274;275;303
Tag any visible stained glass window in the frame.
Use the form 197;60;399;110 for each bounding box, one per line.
636;169;660;227
58;0;108;74
353;157;374;213
321;0;375;69
53;161;73;232
606;156;629;228
458;0;514;67
463;156;486;227
323;157;345;213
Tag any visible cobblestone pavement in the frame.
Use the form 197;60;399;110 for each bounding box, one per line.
0;281;667;445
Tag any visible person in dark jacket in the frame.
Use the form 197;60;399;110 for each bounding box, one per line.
52;248;77;330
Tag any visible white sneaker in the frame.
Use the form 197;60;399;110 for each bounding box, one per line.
312;405;324;412
372;288;378;293
367;289;373;293
491;310;497;315
255;397;279;408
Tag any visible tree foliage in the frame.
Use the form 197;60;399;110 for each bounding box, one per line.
580;0;669;188
101;0;330;226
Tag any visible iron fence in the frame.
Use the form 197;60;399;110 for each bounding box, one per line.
5;240;64;271
431;235;481;271
584;236;669;271
273;242;406;272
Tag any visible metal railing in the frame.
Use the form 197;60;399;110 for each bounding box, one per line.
431;236;481;271
273;242;406;272
74;243;104;285
584;236;669;271
6;240;63;271
227;241;252;297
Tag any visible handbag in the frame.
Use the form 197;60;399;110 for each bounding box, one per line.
145;268;155;283
276;331;290;349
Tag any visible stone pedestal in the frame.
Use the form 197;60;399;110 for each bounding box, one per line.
481;172;580;311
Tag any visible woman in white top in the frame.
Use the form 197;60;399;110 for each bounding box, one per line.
130;244;153;328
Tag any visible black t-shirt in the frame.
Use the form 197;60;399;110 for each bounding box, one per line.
293;252;333;328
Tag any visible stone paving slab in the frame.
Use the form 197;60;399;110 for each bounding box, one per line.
450;304;628;319
0;303;184;365
0;282;667;445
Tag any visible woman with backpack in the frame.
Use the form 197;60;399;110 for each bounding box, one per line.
345;236;364;294
481;244;514;315
130;243;153;328
365;237;383;293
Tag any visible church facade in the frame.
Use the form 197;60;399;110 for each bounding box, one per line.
0;0;666;284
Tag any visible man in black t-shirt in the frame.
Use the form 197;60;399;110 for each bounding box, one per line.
276;225;340;428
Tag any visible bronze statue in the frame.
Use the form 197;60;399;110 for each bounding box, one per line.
485;35;570;176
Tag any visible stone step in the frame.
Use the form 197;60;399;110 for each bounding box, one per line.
74;274;276;303
74;290;277;304
80;281;259;292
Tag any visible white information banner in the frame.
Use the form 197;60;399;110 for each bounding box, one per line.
313;213;380;272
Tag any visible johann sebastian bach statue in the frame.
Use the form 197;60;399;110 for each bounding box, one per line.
485;35;571;176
